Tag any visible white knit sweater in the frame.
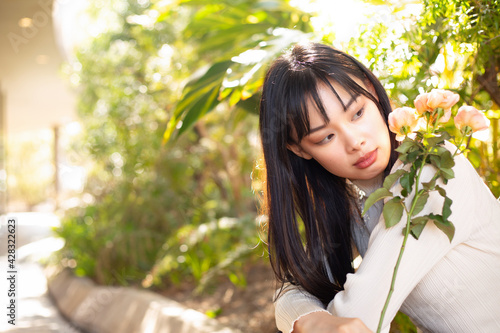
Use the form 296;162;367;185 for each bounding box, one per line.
275;146;500;333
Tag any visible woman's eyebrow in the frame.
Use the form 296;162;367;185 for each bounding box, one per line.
307;95;358;134
344;95;358;110
308;124;327;134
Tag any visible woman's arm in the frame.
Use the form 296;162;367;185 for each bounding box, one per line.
275;286;373;333
275;286;328;333
327;149;485;331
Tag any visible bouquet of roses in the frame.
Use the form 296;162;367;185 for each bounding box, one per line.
361;89;490;333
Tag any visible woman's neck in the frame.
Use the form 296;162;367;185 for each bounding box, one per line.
350;173;384;196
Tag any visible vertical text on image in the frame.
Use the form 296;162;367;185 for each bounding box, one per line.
5;217;17;326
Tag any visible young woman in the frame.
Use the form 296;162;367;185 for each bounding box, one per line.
259;42;500;333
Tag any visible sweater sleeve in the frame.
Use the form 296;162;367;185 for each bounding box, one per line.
327;146;482;332
274;285;329;333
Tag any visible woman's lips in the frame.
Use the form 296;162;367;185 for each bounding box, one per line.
354;149;378;169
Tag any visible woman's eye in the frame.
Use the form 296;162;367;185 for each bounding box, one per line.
318;133;334;145
353;108;364;120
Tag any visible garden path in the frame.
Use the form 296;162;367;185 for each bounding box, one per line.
0;212;80;333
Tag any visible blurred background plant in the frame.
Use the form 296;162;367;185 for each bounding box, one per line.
50;0;498;330
54;0;288;287
7;132;54;210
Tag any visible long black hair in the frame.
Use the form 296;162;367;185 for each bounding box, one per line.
259;42;399;305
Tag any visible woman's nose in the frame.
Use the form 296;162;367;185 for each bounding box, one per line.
344;128;365;152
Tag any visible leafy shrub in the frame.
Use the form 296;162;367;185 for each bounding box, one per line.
143;215;265;291
53;0;263;287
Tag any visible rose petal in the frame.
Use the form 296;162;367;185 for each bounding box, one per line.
414;93;430;115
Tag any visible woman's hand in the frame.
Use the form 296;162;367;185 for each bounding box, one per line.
293;311;373;333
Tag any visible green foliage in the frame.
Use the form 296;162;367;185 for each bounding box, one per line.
55;0;263;287
373;128;459;242
205;307;223;318
161;0;314;142
383;197;405;228
391;311;417;333
164;60;233;140
146;215;265;291
362;187;393;215
55;145;226;285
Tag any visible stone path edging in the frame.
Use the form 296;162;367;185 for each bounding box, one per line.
46;268;242;333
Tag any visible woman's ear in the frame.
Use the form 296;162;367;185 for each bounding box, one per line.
287;143;313;160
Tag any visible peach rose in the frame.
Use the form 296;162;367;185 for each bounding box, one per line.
454;105;490;135
427;89;460;111
414;89;459;123
388;107;419;141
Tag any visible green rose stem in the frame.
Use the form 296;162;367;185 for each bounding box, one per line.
452;126;472;158
376;149;430;333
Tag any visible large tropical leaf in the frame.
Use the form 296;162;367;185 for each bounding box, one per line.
161;0;313;142
163;60;233;142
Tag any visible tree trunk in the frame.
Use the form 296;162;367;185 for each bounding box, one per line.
477;56;500;107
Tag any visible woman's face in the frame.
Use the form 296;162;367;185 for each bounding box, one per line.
288;79;391;181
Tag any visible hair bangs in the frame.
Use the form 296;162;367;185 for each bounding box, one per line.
286;69;379;144
284;69;325;143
